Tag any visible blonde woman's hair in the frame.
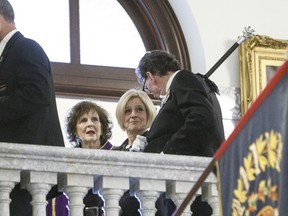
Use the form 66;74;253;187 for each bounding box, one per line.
116;89;157;131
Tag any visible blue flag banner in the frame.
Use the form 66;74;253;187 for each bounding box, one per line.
216;61;288;216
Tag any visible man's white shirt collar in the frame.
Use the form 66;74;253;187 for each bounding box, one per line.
165;69;181;93
0;29;18;56
159;70;181;104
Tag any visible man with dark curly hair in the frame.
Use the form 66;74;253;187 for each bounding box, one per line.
135;50;225;215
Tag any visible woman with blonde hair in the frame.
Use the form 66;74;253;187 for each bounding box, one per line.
114;89;157;216
115;88;156;151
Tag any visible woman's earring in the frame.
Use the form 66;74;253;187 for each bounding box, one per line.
75;136;83;147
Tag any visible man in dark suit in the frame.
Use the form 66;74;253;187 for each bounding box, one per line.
0;1;65;215
135;50;225;215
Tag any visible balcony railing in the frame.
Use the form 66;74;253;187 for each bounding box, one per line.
0;142;219;216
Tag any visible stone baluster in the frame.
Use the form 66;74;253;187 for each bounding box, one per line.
167;181;197;216
95;176;129;216
58;174;93;216
0;169;20;216
202;183;220;216
21;171;57;216
131;179;165;216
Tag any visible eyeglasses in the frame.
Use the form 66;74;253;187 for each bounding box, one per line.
142;77;149;92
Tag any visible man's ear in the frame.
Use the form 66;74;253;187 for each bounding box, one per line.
147;72;154;82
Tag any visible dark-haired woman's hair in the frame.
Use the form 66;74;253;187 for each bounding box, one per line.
66;101;112;146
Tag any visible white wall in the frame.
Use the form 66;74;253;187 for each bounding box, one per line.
169;0;288;88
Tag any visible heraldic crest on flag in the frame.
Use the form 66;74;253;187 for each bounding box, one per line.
228;130;282;215
216;60;288;216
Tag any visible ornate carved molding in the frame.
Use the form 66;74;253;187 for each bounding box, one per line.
239;35;288;114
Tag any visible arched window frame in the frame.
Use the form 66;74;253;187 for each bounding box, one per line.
52;0;190;99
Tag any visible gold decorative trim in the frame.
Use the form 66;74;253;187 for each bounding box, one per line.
239;35;288;114
52;197;56;216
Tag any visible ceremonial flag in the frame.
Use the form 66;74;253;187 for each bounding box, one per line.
216;61;288;216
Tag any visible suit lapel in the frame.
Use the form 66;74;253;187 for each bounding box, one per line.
0;31;23;69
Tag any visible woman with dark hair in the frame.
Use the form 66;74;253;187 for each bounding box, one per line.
66;100;113;149
47;101;114;216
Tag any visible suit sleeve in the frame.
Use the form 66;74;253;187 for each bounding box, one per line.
0;40;53;123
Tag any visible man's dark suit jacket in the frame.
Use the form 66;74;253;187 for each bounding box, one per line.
0;31;64;146
145;70;224;157
0;31;64;216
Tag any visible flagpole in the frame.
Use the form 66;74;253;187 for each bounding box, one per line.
172;26;255;216
205;26;254;78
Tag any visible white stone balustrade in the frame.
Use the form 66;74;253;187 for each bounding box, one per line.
0;142;219;216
